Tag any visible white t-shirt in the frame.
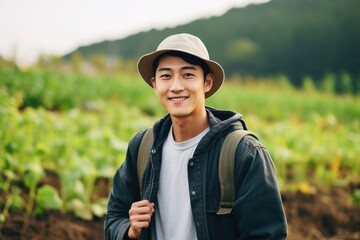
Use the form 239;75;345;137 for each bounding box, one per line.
155;126;209;240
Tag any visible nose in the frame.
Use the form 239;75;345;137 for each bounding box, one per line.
169;75;184;92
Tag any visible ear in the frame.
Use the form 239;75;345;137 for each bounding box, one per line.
151;77;156;89
204;73;214;93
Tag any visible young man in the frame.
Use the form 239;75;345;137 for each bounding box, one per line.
105;33;287;239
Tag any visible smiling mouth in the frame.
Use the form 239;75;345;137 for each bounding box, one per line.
168;96;189;102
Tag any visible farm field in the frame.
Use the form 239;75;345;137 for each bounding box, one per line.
0;65;359;239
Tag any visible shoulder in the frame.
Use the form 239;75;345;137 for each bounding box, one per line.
239;134;264;151
224;130;265;157
235;134;272;167
233;134;277;187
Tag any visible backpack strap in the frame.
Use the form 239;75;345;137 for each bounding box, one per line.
217;129;258;215
137;127;153;196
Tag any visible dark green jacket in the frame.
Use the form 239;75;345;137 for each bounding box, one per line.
105;107;288;239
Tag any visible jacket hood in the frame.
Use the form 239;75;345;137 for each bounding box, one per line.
205;106;248;132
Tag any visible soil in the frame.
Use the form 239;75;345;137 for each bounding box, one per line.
0;173;359;240
283;187;360;240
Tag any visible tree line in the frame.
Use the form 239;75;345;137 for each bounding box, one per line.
62;0;359;94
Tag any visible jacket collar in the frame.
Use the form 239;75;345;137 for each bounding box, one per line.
151;107;247;149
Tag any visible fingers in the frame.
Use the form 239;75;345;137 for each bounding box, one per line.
129;200;154;225
130;200;155;215
128;200;155;239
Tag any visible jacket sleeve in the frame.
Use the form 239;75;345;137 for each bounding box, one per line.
234;136;288;240
104;131;144;240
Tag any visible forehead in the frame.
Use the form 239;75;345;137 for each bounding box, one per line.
157;55;198;69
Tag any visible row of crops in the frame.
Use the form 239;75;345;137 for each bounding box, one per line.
0;65;359;223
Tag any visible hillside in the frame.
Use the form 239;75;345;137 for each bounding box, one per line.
64;0;360;87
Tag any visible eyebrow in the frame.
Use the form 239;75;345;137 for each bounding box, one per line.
157;65;197;72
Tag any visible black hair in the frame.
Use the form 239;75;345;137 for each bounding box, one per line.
152;51;210;79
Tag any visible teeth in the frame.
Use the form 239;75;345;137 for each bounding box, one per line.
170;97;187;101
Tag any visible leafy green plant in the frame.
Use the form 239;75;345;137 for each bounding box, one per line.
23;162;45;215
35;185;63;215
0;187;23;223
352;189;360;206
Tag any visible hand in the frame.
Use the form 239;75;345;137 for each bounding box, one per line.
128;200;155;239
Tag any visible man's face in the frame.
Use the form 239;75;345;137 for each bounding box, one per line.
151;55;213;119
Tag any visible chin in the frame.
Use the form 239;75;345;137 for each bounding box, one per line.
168;110;190;118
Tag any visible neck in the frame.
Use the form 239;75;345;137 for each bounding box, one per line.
170;109;209;142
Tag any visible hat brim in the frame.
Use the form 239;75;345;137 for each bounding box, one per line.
137;49;224;98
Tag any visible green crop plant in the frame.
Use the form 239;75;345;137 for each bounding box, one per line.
23;161;45;215
0;187;23;223
35;185;63;215
353;189;360;207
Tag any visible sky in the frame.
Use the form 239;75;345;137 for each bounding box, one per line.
0;0;269;66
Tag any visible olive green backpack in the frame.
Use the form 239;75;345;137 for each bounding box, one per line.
137;127;258;215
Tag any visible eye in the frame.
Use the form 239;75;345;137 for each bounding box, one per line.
184;73;195;78
159;74;171;79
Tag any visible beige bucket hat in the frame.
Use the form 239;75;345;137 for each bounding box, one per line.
137;33;225;98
